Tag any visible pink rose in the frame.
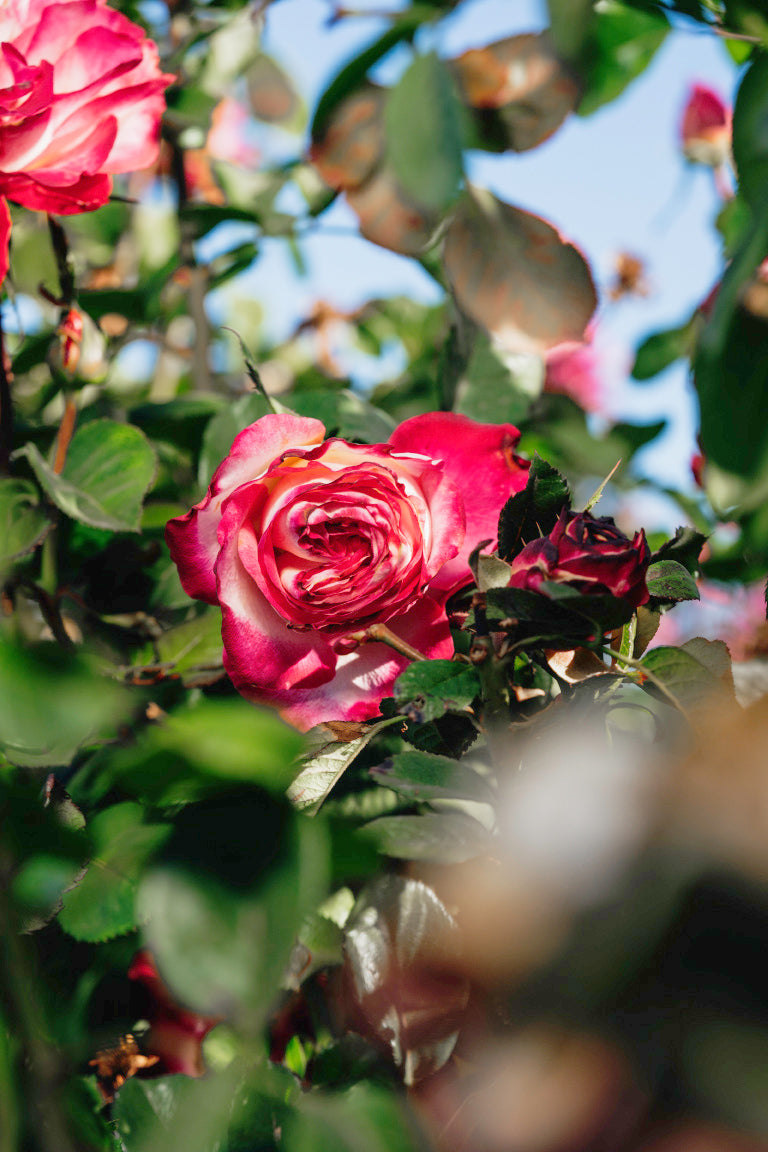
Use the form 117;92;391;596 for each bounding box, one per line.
166;412;529;730
508;509;650;609
680;83;731;168
0;0;174;282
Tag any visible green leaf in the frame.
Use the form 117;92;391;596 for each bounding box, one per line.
484;583;634;640
139;607;224;685
641;642;734;711
384;51;464;211
497;453;570;560
288;718;396;814
651;526;707;575
288;389;396;444
287;1083;422;1152
547;0;595;61
454;335;544;426
0;640;130;768
370;750;493;803
362;811;491;863
138;798;328;1023
693;204;768;477
58;803;170;942
17;420;157;533
631;321;694;381
577;2;668;117
645;559;700;603
0;478;52;573
393;659;481;722
110;700;304;805
311;15;425;142
733;53;768;210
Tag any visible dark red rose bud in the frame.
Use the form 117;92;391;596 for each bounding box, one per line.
128;949;221;1078
507;509;650;608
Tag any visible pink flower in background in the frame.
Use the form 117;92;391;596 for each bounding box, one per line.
544;336;604;413
128;951;220;1078
207;97;259;168
0;0;174;282
680;83;731;168
167;412;529;730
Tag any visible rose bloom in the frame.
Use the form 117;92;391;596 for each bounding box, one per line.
0;0;173;281
680;83;731;168
507;510;650;608
167;412;530;730
129;950;220;1078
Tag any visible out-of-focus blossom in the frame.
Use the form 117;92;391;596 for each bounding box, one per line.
128;949;220;1077
680;83;731;168
544;336;604;412
207;97;259;168
0;0;173;282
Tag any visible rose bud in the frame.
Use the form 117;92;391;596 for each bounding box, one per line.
680;83;731;168
507;509;650;608
0;0;174;284
166;412;529;730
128;950;220;1077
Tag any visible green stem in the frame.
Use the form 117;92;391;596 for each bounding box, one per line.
600;645;690;720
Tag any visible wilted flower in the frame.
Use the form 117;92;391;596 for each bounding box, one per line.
508;509;650;608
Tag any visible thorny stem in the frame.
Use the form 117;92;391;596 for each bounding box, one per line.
347;622;426;662
167;130;211;392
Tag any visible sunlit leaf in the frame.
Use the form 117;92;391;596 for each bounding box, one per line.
393;660;481;721
577;2;668;117
17;420;157;533
370;750;493;804
288;718;396;814
444;186;597;355
645;560;700;604
0;478;52;573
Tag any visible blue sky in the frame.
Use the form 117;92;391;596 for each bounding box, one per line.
232;0;738;498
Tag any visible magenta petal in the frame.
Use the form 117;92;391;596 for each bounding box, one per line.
210;413;326;497
265;595;453;731
165;494;221;606
0;198;10;284
389;413;529;594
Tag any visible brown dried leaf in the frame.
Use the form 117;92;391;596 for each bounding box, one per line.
545;647;615;684
347;167;441;255
310;83;385;192
452;32;579;152
444;187;597;355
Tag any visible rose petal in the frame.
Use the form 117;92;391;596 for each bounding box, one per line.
165;414;327;605
255;596;454;731
0;198;10;284
389;412;529;595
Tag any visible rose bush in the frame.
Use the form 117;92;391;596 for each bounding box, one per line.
0;0;173;281
507;509;650;607
167;412;529;729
